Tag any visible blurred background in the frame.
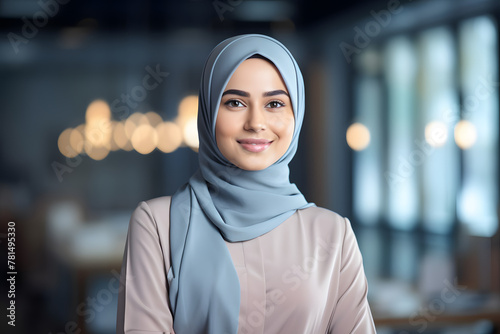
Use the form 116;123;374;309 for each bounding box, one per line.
0;0;499;333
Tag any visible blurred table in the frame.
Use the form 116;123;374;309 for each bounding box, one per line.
51;216;129;334
372;285;500;333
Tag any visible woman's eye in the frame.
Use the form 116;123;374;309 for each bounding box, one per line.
225;100;245;108
266;100;284;108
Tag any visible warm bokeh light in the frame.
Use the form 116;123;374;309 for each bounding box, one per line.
59;99;196;159
125;112;149;139
112;121;133;151
156;122;183;153
145;111;163;127
346;123;371;151
131;124;158;154
176;95;199;151
107;121;120;151
84;120;112;148
425;121;448;147
177;95;198;126
183;118;199;150
454;120;477;149
86;145;110;160
69;125;85;155
58;128;80;158
85;99;111;124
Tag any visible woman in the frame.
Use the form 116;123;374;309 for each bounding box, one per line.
116;34;376;334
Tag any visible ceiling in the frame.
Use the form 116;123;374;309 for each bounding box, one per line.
0;0;380;33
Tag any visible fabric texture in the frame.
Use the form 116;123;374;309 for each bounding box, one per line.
116;196;377;334
168;34;315;334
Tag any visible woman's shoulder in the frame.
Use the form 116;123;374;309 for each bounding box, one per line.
129;196;173;228
296;205;351;235
298;205;348;223
143;195;172;213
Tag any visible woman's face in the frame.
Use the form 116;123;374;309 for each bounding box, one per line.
215;58;295;171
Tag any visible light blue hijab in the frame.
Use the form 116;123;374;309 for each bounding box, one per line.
169;34;315;334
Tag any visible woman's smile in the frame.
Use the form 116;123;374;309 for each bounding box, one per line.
237;138;273;153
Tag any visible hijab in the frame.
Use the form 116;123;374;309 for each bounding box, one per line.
169;34;315;334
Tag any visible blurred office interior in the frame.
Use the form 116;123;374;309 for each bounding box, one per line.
0;0;499;333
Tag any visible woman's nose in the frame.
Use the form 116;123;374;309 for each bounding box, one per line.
244;107;266;132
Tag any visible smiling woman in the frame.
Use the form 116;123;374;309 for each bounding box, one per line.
116;34;376;334
216;56;295;171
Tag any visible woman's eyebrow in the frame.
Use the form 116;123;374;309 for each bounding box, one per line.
222;89;249;97
222;89;290;98
263;90;289;97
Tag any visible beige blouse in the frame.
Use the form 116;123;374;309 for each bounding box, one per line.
116;196;376;334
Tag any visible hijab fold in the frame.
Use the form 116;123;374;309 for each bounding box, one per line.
169;34;315;334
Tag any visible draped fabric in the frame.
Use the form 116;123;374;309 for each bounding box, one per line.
169;34;315;334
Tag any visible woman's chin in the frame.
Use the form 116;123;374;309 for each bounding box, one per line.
233;160;272;171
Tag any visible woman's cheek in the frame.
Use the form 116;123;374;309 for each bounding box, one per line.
217;112;240;136
270;114;294;136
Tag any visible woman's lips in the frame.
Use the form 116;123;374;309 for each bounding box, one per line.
237;139;272;153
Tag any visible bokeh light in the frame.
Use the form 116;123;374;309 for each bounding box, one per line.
145;111;163;127
176;95;198;127
454;120;477;149
107;121;120;151
112;121;132;151
85;99;111;124
84;120;112;148
177;95;199;151
86;145;110;160
124;112;149;140
346;123;371;151
69;125;85;155
183;118;199;150
59;98;201;159
425;121;448;147
58;128;79;158
131;124;158;155
156;122;183;153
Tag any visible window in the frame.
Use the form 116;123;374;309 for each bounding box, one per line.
352;15;499;237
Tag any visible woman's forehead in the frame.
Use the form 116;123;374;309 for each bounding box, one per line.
224;58;288;92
